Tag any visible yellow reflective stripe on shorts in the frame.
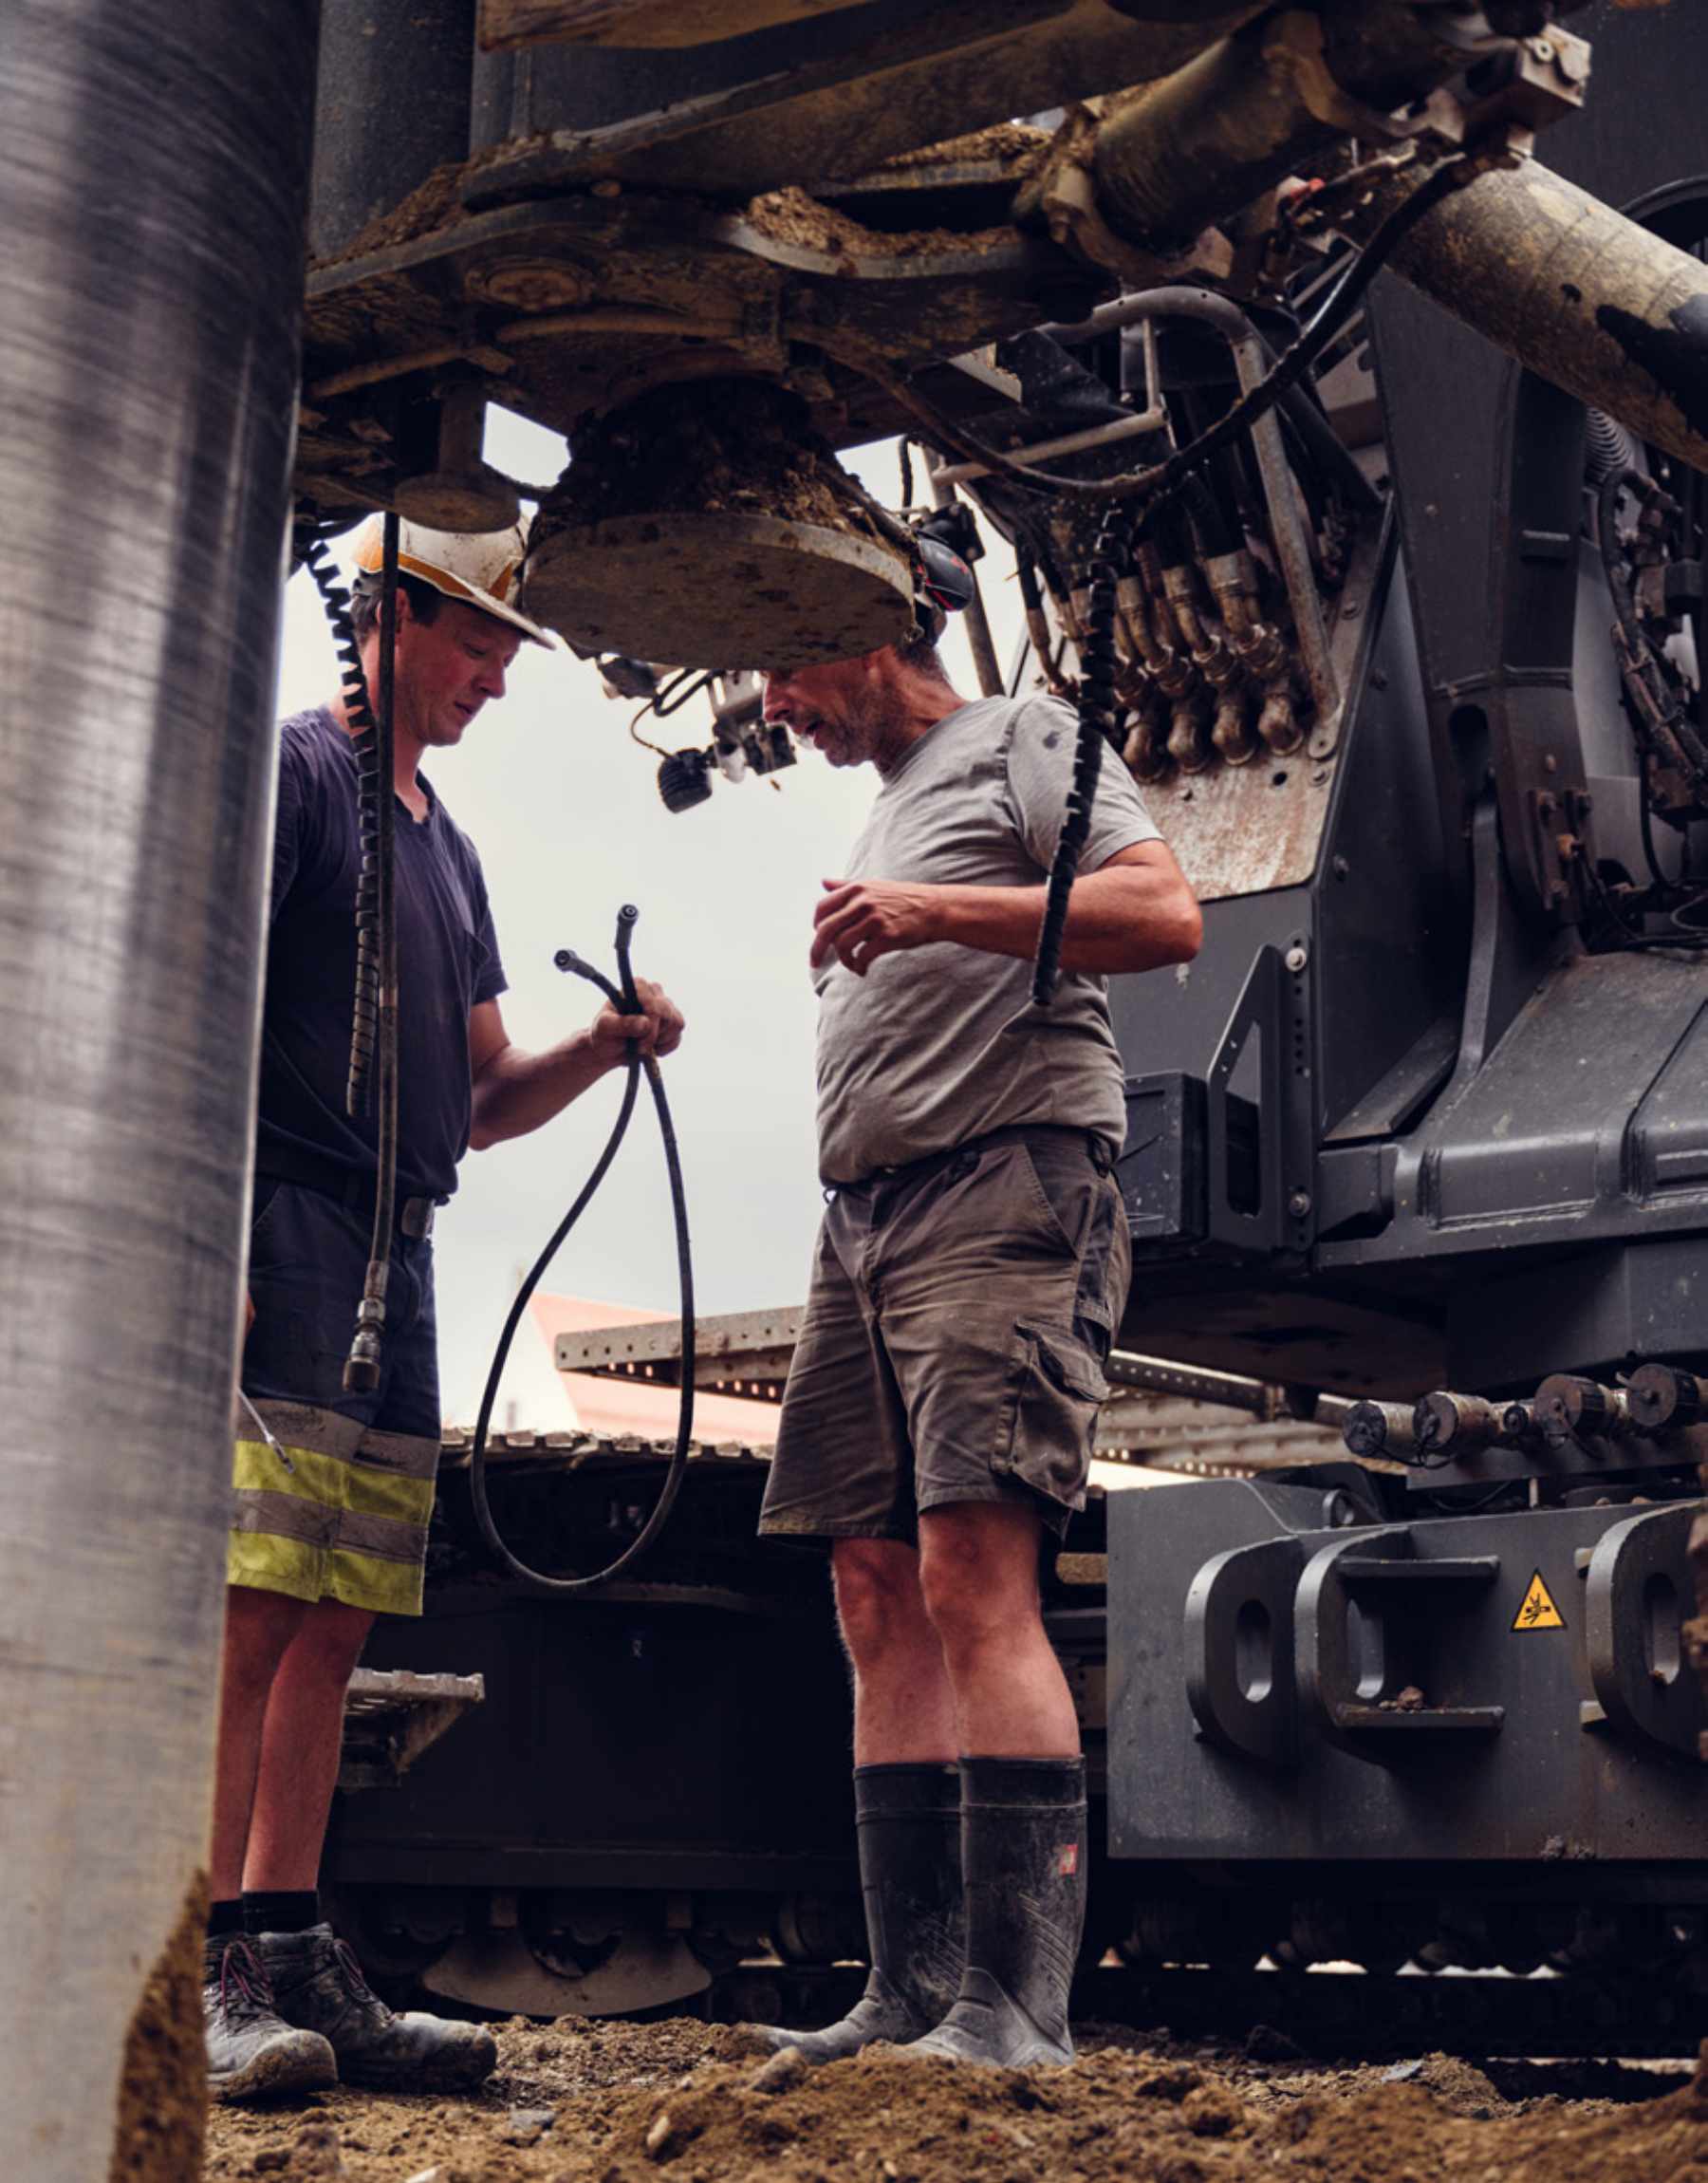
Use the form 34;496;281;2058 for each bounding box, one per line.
226;1529;424;1615
227;1528;326;1605
229;1428;436;1616
232;1436;435;1527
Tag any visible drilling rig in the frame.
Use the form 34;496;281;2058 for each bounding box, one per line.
305;0;1708;2043
8;3;1708;2168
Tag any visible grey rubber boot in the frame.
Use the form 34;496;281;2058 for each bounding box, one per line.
203;1934;338;2102
255;1923;497;2090
749;1762;964;2062
909;1755;1087;2067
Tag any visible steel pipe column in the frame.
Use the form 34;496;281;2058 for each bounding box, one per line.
0;3;319;2175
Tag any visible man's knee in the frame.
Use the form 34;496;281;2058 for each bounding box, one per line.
918;1503;1043;1653
280;1598;377;1683
831;1538;929;1664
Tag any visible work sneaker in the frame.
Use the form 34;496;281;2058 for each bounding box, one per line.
256;1923;496;2091
203;1934;338;2103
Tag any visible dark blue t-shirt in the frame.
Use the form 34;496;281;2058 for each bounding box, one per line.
257;706;507;1203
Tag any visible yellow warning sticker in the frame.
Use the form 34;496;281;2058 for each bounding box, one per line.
1513;1571;1565;1632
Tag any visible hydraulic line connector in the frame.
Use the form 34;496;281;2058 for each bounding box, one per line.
1626;1363;1708;1435
1412;1390;1510;1463
1533;1373;1634;1446
1342;1398;1419;1463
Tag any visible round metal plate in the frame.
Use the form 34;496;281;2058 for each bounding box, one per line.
521;510;913;668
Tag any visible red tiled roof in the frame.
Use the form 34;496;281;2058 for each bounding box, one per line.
527;1292;779;1446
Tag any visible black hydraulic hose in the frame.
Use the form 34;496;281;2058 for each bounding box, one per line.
1179;469;1236;561
875;154;1472;510
1032;505;1128;1005
466;905;696;1594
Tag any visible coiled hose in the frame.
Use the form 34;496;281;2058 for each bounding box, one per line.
302;515;402;1392
466;905;696;1594
300;528;387;1119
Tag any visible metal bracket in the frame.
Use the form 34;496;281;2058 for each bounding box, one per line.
1581;1504;1707;1761
1206;940;1315;1256
1296;1529;1505;1753
933;322;1165;487
1184;1535;1305;1766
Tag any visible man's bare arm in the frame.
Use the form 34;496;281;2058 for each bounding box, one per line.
467;984;685;1150
809;840;1201;980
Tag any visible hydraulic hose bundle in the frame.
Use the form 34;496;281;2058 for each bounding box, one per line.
467;906;696;1594
1598;466;1708;797
876;156;1476;1005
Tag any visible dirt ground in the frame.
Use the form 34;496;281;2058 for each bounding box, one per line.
202;2012;1708;2183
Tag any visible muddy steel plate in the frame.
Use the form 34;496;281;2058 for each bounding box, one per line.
521;509;914;667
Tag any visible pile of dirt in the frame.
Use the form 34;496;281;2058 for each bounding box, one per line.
493;2016;756;2103
870;123;1051;175
311;139;556;270
202;2017;1708;2183
742;183;1016;264
314;123;1043;277
333;160;471;263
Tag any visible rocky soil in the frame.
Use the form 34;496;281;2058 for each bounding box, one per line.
202;2012;1708;2183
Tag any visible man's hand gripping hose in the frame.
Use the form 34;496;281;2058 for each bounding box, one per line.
467;905;696;1593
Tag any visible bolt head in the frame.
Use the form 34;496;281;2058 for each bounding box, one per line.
1284;943;1309;973
466;255;594;311
1288;1190;1312;1220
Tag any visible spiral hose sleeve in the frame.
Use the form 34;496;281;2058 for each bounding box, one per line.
300;531;384;1116
338;512;402;1394
1031;507;1129;1006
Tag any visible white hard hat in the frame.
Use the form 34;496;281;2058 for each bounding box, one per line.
352;514;553;648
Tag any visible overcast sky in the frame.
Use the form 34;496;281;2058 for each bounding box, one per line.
273;409;1030;1425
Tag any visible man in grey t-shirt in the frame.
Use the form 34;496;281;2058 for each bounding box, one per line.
751;628;1199;2069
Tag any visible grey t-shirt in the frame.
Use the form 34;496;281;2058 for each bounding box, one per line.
814;693;1160;1184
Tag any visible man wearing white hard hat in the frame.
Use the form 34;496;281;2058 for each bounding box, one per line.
202;517;686;2100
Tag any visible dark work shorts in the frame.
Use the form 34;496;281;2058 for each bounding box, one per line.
758;1129;1131;1545
231;1179;442;1615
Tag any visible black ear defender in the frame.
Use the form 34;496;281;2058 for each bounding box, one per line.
912;502;979;637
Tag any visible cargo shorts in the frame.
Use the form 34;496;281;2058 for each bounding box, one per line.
231;1178;442;1617
758;1127;1130;1544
